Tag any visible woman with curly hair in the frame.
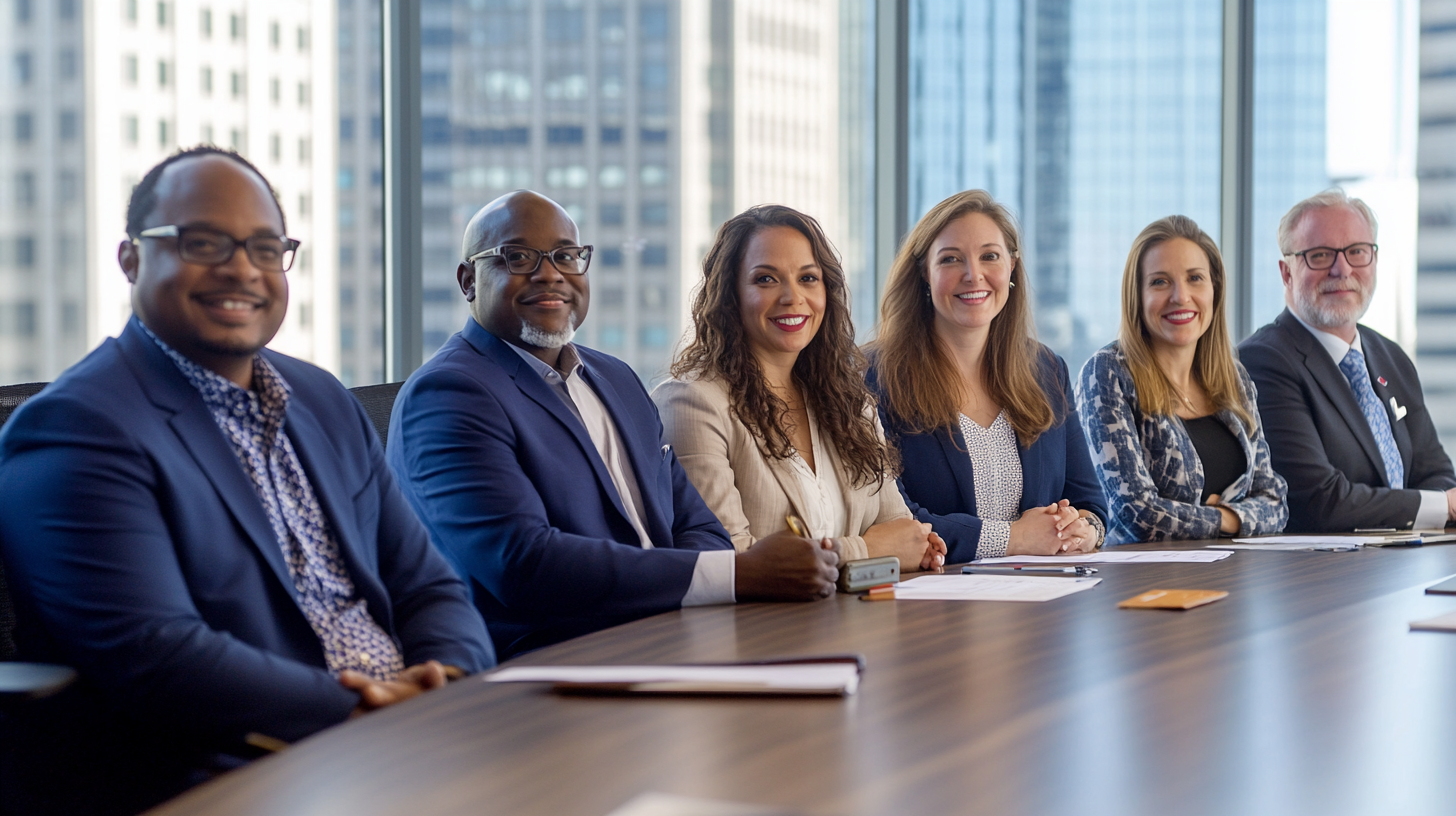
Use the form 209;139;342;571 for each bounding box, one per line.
653;205;945;571
867;190;1107;563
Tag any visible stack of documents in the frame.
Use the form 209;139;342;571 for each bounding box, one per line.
892;573;1101;602
487;659;863;697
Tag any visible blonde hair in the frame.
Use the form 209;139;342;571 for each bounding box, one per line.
1118;215;1253;428
869;190;1055;447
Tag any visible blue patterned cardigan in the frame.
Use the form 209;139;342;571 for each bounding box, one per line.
1075;342;1288;544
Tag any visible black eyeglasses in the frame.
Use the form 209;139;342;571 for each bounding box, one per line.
134;225;301;273
1285;242;1377;271
467;244;593;276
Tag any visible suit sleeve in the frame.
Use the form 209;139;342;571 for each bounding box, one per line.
654;380;759;553
1075;353;1222;542
358;400;495;672
389;368;705;621
1055;356;1109;526
0;395;357;744
1241;339;1424;531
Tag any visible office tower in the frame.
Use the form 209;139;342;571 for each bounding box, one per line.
1418;0;1456;451
0;0;87;382
334;0;851;385
0;0;339;383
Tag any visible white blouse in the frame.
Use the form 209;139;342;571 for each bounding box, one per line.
786;408;848;541
959;411;1022;558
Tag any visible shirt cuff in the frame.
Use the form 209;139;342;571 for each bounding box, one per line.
1414;489;1450;530
978;521;1011;559
682;549;737;607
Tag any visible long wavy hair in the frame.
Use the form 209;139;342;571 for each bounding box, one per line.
672;205;896;488
867;190;1056;447
1118;215;1254;428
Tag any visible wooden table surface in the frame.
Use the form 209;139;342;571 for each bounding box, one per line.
148;543;1456;816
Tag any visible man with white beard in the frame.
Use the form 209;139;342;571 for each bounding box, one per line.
386;191;839;658
1240;189;1456;533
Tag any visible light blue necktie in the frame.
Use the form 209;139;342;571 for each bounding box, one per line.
1338;347;1404;489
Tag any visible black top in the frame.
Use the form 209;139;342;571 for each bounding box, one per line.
1183;415;1247;503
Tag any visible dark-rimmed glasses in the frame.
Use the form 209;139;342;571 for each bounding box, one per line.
134;225;301;273
467;244;594;276
1285;243;1377;271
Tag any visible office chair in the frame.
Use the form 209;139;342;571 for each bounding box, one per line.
348;382;405;450
0;382;77;703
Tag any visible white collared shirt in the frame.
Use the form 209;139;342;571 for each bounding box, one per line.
1291;313;1446;528
506;342;735;606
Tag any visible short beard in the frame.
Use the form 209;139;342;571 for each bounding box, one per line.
519;312;578;349
1293;282;1372;331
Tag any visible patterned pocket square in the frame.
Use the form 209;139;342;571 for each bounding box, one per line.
1390;397;1408;421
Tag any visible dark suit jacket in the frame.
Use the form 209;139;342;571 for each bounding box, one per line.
0;318;494;816
387;318;733;659
867;349;1108;563
1240;309;1456;532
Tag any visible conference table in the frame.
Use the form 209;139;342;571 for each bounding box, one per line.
149;541;1456;816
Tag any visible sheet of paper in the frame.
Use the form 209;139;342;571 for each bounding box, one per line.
891;574;1101;602
486;663;860;694
607;792;800;816
1230;535;1380;546
1212;541;1362;551
1410;609;1456;633
970;550;1232;565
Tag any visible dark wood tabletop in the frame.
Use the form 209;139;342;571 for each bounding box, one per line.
147;542;1456;816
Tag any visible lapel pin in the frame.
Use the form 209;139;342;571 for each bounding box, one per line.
1377;376;1388;387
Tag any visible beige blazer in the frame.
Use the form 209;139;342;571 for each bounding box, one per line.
652;376;911;560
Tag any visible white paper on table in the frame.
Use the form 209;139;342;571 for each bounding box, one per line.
1228;535;1380;546
969;550;1232;565
1410;609;1456;633
891;573;1101;602
485;663;861;694
1212;540;1363;551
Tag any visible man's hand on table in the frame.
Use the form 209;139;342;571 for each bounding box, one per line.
736;531;841;601
341;660;460;716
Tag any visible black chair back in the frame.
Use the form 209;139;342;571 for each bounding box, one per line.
0;382;45;662
348;382;405;450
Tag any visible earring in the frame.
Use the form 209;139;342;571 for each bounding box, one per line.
1009;280;1017;288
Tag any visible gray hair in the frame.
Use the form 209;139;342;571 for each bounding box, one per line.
1277;188;1379;255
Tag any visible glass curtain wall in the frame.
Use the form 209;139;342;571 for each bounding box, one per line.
906;0;1224;372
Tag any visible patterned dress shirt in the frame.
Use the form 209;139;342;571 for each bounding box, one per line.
143;325;405;681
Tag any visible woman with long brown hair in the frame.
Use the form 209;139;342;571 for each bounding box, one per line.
867;190;1106;563
1075;215;1286;543
654;205;944;570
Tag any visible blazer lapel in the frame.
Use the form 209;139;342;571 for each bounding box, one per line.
463;320;636;532
116;321;300;603
938;423;981;516
578;365;671;542
1279;311;1389;485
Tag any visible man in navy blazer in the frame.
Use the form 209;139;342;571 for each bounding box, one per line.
0;148;493;815
1240;190;1456;532
388;191;839;659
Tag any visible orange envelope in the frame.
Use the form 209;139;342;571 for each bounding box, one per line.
1118;589;1228;610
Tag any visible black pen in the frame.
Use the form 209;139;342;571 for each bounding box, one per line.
962;565;1098;576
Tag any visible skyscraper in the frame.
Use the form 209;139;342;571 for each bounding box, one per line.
0;0;339;382
1418;0;1456;452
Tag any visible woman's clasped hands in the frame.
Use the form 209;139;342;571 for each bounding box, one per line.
861;517;947;572
1008;499;1098;555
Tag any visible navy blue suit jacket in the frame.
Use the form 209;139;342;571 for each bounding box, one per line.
0;318;493;815
387;318;733;659
868;350;1108;563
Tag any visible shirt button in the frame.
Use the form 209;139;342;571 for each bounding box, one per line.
358;652;372;665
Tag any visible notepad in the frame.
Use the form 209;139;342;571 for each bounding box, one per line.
1410;609;1456;633
970;550;1232;565
891;573;1101;602
486;659;862;697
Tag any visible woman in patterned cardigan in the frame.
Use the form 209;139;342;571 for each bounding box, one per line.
867;190;1107;564
1076;215;1287;544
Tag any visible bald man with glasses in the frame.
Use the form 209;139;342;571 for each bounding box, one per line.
1240;189;1456;533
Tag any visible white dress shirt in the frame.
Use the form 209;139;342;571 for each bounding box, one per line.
1291;313;1447;529
508;342;736;606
